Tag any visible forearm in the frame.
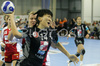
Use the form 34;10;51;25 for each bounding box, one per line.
8;30;13;40
55;42;70;57
10;15;18;35
87;30;90;34
10;14;22;38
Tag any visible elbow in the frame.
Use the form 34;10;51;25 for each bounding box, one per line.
51;43;58;49
13;33;18;36
55;42;60;48
12;32;19;38
12;30;19;36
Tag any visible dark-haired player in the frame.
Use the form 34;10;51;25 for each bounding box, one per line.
9;9;79;66
67;17;90;66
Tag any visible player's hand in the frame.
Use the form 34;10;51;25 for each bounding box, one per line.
1;42;6;48
85;34;89;39
67;34;70;40
68;54;79;65
2;10;15;15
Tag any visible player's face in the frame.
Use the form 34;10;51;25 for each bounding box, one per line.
28;14;36;27
39;14;52;28
76;17;82;25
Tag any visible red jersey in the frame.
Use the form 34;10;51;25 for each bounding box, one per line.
2;27;17;52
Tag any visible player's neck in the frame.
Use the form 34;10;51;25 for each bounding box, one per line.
5;20;8;22
38;24;45;29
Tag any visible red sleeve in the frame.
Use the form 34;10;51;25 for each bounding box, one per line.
22;38;25;44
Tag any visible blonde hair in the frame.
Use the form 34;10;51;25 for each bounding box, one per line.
28;11;35;18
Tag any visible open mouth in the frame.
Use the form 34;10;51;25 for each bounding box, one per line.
47;22;50;25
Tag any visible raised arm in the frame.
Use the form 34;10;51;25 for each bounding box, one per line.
9;13;22;38
8;30;13;40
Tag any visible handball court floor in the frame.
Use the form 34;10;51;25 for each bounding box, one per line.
0;36;100;66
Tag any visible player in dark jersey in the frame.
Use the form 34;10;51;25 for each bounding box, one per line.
67;17;90;66
8;9;79;66
8;11;51;66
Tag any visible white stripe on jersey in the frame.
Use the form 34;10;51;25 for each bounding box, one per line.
46;54;50;66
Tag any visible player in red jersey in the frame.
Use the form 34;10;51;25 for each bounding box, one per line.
0;15;9;66
1;15;19;66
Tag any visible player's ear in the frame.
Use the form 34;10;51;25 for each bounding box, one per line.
38;17;42;22
34;14;37;18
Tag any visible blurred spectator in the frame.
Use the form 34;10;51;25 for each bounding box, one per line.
93;24;99;39
24;18;28;28
63;18;67;23
27;10;30;15
55;18;60;29
84;21;91;37
99;21;100;26
59;19;64;30
92;21;96;26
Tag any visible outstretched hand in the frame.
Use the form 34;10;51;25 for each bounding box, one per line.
68;54;79;65
85;34;89;39
67;34;70;40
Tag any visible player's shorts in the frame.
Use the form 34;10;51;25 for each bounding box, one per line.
74;38;84;47
5;52;19;63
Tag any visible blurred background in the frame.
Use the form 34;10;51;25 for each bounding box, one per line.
0;0;100;39
0;0;100;22
0;1;100;66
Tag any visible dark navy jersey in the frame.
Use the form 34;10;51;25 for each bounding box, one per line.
71;24;89;38
21;27;58;66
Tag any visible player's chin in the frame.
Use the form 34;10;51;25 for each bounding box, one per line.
45;24;50;28
45;25;49;28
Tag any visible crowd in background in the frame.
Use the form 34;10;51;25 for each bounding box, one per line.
54;17;100;39
2;16;100;40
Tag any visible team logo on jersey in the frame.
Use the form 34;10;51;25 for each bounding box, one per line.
37;41;49;55
32;31;39;38
77;29;82;37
